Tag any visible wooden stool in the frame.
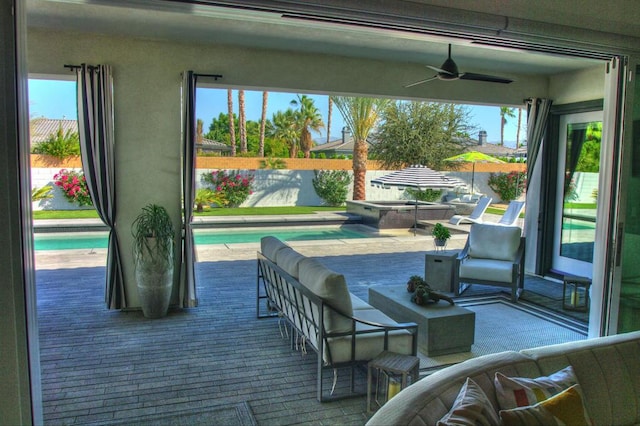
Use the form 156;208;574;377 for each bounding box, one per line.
563;274;591;312
367;351;420;413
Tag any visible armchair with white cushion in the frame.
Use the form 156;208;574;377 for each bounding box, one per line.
453;223;525;302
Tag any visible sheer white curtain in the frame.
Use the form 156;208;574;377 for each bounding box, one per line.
179;71;198;308
76;64;126;309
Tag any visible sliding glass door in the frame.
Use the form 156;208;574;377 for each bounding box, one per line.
552;111;602;278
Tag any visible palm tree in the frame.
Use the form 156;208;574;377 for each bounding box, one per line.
515;108;523;149
270;109;299;158
291;95;324;158
326;97;333;144
227;89;236;156
238;89;247;153
259;91;268;157
331;96;390;200
500;106;516;146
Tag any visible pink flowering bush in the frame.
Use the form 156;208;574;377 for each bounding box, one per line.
53;169;93;207
201;169;255;207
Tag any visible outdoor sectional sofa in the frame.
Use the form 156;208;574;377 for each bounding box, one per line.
367;330;640;425
256;236;418;402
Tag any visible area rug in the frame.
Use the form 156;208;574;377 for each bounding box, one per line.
101;401;257;426
417;297;588;373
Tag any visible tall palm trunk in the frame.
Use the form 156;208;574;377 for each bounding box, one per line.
352;137;368;200
227;89;236;156
259;91;268;157
238;89;247;153
326;97;333;144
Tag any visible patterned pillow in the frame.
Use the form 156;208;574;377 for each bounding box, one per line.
499;384;593;426
494;365;577;410
437;378;500;426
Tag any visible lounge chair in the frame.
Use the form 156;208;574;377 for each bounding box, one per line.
497;200;525;226
448;196;492;225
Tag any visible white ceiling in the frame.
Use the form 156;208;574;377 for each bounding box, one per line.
26;0;615;79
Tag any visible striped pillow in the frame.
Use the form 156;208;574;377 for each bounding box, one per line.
494;366;577;410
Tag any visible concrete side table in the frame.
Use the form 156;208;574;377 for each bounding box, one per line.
425;250;459;293
367;350;420;413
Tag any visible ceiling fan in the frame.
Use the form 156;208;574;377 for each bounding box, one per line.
405;44;513;88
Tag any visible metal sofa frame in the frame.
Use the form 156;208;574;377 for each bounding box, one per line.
256;252;418;402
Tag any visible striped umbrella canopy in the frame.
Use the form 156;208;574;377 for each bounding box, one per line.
371;164;464;190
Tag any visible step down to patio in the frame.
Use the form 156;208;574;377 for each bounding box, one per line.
416;219;470;235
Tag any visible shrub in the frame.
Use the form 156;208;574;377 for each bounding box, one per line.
259;157;287;169
53;169;93;207
31;185;53;201
405;188;442;202
312;169;352;206
32;127;80;159
487;171;527;202
202;169;255;207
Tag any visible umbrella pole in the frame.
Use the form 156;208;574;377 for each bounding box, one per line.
414;197;418;236
471;162;475;194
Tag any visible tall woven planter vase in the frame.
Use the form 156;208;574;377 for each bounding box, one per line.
135;237;174;319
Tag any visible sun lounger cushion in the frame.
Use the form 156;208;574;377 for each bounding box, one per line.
298;258;353;334
261;236;289;262
468;224;521;261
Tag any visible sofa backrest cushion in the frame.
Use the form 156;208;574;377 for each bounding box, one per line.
298;257;353;334
275;247;306;278
468;223;521;261
261;236;289;262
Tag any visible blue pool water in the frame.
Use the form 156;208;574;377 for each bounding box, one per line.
34;226;373;250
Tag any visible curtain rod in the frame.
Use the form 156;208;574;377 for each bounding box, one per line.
194;73;223;80
64;64;101;71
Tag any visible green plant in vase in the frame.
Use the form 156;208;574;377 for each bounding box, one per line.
132;204;175;319
432;223;451;249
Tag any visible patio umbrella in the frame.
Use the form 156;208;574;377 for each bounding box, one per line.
371;165;464;234
444;151;505;193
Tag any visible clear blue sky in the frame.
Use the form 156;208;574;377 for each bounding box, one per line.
28;79;524;146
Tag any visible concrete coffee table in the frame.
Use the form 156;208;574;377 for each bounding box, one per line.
369;285;475;356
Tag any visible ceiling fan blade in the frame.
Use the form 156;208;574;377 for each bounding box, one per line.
404;75;438;88
460;72;513;84
427;65;454;76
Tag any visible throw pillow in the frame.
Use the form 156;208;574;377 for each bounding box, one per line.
495;365;577;410
499;384;593;426
437;378;500;426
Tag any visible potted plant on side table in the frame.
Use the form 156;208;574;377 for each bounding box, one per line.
432;222;451;250
132;203;175;319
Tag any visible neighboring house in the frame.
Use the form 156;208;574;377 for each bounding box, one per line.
462;130;518;158
30;117;78;145
311;127;370;156
196;137;232;156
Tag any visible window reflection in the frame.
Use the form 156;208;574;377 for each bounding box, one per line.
560;121;601;263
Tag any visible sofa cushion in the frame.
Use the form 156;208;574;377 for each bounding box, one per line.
459;258;514;283
326;308;414;363
275;247;305;278
298;258;353;334
437;377;500;426
495;365;577;410
261;236;289;262
350;293;373;311
499;384;593;426
468;224;521;261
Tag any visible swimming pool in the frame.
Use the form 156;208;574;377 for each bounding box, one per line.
33;225;378;250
